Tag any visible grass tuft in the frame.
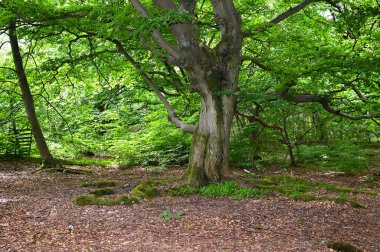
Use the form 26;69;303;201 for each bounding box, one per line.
170;181;269;199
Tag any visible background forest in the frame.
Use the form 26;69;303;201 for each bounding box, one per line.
0;0;379;176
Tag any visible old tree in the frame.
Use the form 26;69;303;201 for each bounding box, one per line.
1;0;379;185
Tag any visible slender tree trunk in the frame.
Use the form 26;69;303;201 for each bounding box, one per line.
282;116;296;167
8;22;54;167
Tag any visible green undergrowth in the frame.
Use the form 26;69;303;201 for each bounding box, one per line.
299;143;371;174
247;174;375;205
168;174;376;205
61;158;113;167
169;181;270;199
73;194;138;206
80;180;121;188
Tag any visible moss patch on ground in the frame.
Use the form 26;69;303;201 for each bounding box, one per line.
244;174;378;204
169;181;270;199
73;194;138;206
89;188;116;196
168;174;377;205
80;180;121;188
130;180;161;198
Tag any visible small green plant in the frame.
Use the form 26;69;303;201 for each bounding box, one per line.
159;209;184;223
89;188;116;196
80;180;121;188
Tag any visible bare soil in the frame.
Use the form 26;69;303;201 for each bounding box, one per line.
0;161;379;252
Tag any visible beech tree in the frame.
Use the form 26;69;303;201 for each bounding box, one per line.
96;0;380;186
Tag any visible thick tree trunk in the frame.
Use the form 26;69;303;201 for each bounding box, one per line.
8;22;54;167
186;83;236;187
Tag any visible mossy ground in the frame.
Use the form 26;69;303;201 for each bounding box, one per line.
168;173;377;206
75;179;137;206
80;180;121;188
169;180;270;199
89;188;116;196
130;180;162;198
73;194;138;206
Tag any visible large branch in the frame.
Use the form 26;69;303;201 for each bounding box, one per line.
114;40;196;133
243;0;317;37
237;111;282;131
210;0;242;58
129;0;181;60
286;93;380;120
270;0;316;24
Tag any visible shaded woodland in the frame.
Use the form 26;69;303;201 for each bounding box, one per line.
0;0;379;251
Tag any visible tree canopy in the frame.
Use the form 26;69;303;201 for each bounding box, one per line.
0;0;379;185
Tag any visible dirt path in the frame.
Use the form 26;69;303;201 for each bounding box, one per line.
0;162;379;252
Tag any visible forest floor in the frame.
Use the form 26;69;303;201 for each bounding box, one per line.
0;157;379;252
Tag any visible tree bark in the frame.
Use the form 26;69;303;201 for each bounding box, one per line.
8;22;54;167
187;90;236;187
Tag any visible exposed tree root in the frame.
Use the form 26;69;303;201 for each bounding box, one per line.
37;167;93;175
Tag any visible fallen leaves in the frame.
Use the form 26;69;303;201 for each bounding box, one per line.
0;162;379;251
